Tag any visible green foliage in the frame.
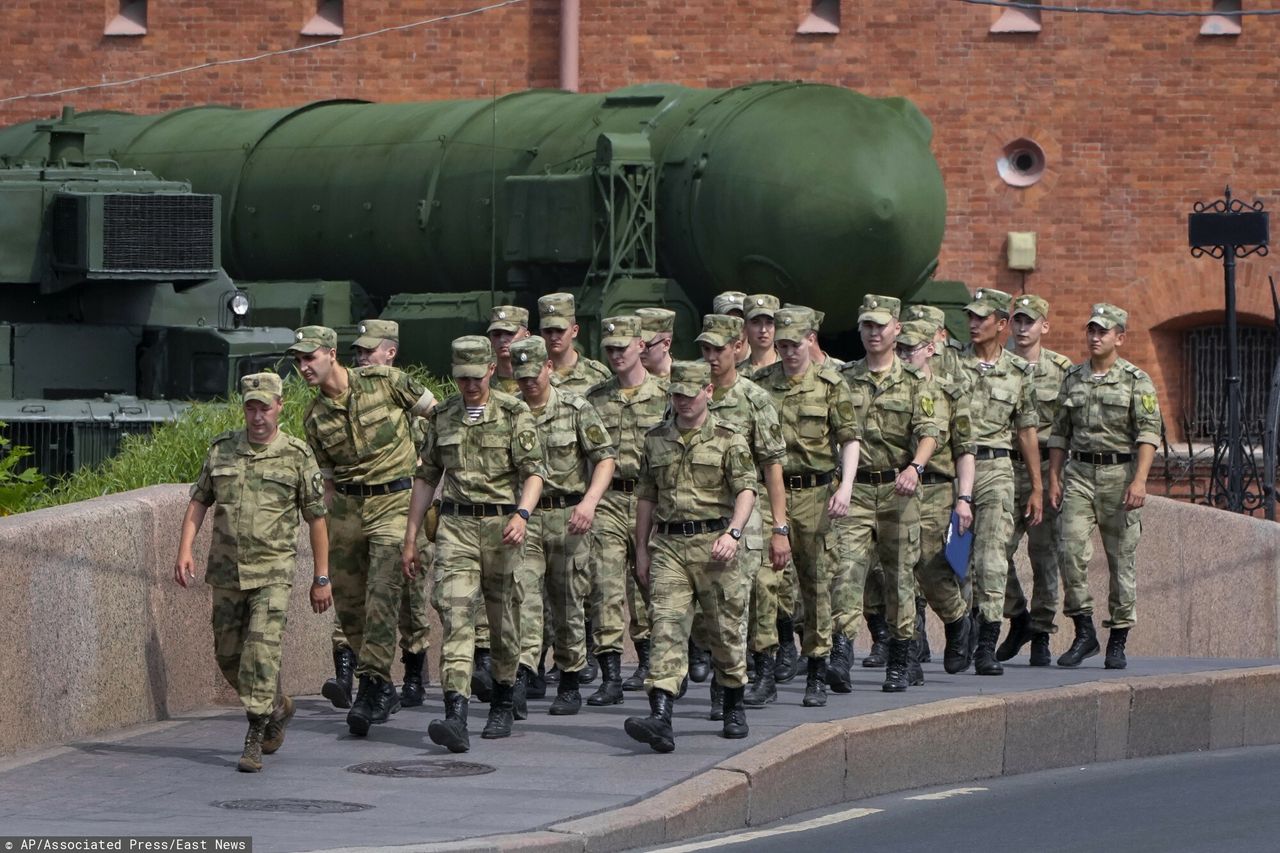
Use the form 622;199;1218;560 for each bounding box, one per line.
0;424;46;516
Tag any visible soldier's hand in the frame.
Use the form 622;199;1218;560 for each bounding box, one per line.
1048;478;1064;510
173;553;197;588
1024;490;1044;526
568;500;598;535
769;534;792;571
954;499;974;534
310;581;333;614
711;533;739;562
894;467;920;497
401;544;420;580
827;486;851;519
502;514;528;546
1124;479;1148;510
635;550;651;588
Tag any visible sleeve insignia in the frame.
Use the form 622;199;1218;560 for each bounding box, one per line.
921;396;935;417
311;470;324;497
518;430;537;452
1141;393;1156;413
836;401;855;422
586;424;608;446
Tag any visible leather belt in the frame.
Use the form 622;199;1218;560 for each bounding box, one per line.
854;468;900;485
439;501;518;517
656;518;728;536
611;478;638;493
783;471;835;490
919;472;953;485
332;477;412;497
974;447;1011;460
1009;445;1048;463
1071;451;1134;466
539;493;584;510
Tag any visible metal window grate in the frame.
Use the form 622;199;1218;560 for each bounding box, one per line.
101;194;216;271
1183;325;1278;440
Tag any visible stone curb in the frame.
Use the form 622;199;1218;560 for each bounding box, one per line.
373;665;1280;853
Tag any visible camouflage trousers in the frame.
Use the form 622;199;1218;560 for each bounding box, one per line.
517;507;592;673
211;583;289;717
332;527;432;656
914;480;968;624
328;491;410;682
693;505;765;653
645;531;748;695
785;481;834;657
971;456;1015;624
627;567;652;645
745;501;782;653
1004;458;1062;634
434;513;524;695
590;489;644;656
777;558;799;620
1059;460;1141;629
830;482;921;641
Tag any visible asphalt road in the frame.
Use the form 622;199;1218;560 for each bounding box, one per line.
654;744;1280;853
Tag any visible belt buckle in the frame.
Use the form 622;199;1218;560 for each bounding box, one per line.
681;521;696;535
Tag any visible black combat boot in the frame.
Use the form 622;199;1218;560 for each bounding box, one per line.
1029;632;1051;667
774;616;801;683
1104;627;1130;670
974;620;1004;676
237;714;269;773
428;691;470;753
400;650;427;707
943;613;973;674
907;632;925;687
624;689;675;753
623;639;650;691
688;640;711;683
1057;613;1101;668
481;682;515;739
708;677;725;721
744;649;777;706
529;649;548;699
883;638;911;693
996;610;1033;662
722;685;749;739
862;613;890;667
586;652;624;706
581;619;598;684
966;606;980;662
513;665;533;721
368;676;402;724
826;632;854;693
346;675;376;736
471;647;494;703
322;646;356;709
549;669;582;715
802;657;828;707
916;597;932;663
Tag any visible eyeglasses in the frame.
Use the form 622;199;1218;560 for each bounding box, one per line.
895;344;928;358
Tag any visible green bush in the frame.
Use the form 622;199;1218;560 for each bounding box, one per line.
0;424;46;516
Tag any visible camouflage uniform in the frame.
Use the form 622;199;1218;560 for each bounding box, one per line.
539;292;612;399
489;305;530;396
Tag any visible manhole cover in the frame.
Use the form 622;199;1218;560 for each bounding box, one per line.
346;758;496;778
214;798;373;814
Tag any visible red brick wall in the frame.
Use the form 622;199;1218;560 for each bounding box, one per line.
3;0;1277;438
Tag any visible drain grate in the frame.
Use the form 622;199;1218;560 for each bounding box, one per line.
214;798;373;814
346;758;496;778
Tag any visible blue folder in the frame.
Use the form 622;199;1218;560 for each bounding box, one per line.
944;510;973;580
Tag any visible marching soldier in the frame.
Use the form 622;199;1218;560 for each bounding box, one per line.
1048;303;1161;669
402;336;545;752
539;292;612;396
291;326;436;736
624;360;758;752
175;372;331;772
637;307;676;382
740;293;781;378
905;303;966;383
713;291;750;365
488;305;532;394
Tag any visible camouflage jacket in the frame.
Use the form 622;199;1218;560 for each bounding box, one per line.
417;389;547;505
840;357;944;471
586;374;669;481
522;386;617;497
1049;358;1163;454
925;373;975;479
490;371;522;396
551;354;612;397
1020;346;1074;445
753;360;861;476
637;416;758;523
956;345;1038;449
707;376;787;476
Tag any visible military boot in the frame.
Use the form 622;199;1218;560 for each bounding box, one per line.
400;650;427;708
622;639;650;691
774;616;801;683
321;646;356;709
581;619;598;684
996;610;1033;662
549;669;582;715
907;633;925;686
528;649;548;699
802;657;828;707
471;647;494;703
744;649;777;706
1029;632;1052;667
882;638;911;693
347;676;377;736
862;613;890;668
943;613;973;674
624;689;675;753
1058;613;1101;668
974;620;1004;676
916;596;932;663
722;685;749;739
688;640;711;683
586;652;624;706
481;682;515;739
428;691;470;753
826;632;854;693
708;677;725;721
966;606;980;663
371;676;402;722
261;695;295;755
513;665;533;721
237;714;269;773
1104;627;1130;670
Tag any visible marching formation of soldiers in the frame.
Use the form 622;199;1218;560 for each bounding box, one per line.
177;285;1163;769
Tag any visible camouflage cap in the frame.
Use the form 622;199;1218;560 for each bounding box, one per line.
773;307;813;344
668;360;711;396
287;325;338;354
510;336;550;379
905;304;947;332
712;291;748;316
1012;294;1050;321
1087;302;1128;330
964;287;1013;318
601;315;642;348
897;320;937;348
744;293;780;321
537;292;577;331
240;372;283;405
451;335;495;379
352;318;400;349
857;294;901;326
487;305;530;334
636;307;676;342
695;313;745;348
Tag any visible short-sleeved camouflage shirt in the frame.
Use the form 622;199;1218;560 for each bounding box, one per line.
416;389;547;505
1020;346;1073;444
707;375;786;476
523;386;617;497
956;346;1038;449
839;357;944;470
925;375;976;478
190;429;327;590
586;374;669;480
1048;358;1163;453
753;360;861;476
303;365;430;484
551;354;612;397
636;416;759;522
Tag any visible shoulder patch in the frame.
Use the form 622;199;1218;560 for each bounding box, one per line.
921;395;935;417
517;429;537;452
835;399;856;422
1141;393;1157;413
585;423;609;446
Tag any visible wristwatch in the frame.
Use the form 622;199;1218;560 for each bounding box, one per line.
728;527;743;541
772;524;790;536
910;462;926;477
957;494;974;504
312;576;331;587
515;508;531;521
